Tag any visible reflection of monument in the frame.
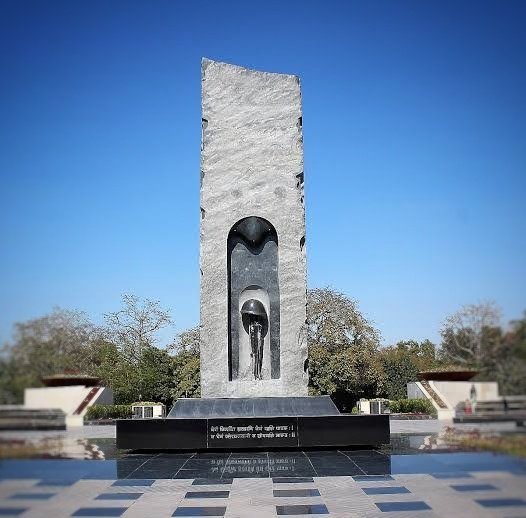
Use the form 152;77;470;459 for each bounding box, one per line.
117;59;389;450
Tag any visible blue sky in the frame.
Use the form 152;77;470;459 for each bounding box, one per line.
1;0;525;347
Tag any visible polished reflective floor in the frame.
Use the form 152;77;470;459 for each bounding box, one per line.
1;450;526;482
1;430;525;516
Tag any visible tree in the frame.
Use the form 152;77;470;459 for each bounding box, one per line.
167;326;201;399
172;350;201;399
439;301;502;369
135;347;176;405
0;308;95;403
307;288;385;410
379;340;438;400
169;325;201;355
493;312;526;395
439;303;526;395
509;312;526;361
103;294;172;362
307;288;381;350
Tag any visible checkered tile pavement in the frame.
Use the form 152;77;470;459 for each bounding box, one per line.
1;472;525;517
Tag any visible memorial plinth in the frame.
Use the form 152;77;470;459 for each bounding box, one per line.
116;396;389;450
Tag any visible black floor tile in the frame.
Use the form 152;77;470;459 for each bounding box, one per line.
363;486;410;495
342;449;385;458
268;462;316;474
304;451;347;459
116;461;149;479
224;464;269;473
273;477;314;484
268;457;312;469
72;508;128;517
273;489;320;497
270;469;318;478
311;466;362;476
182;460;228;471
185;491;230;499
192;479;233;485
476;498;526;508
95;493;143;500
225;470;270;478
9;493;55;500
112;479;154;486
229;451;268;458
353;460;391;475
192;453;231;460
375;501;431;512
268;451;307;459
451;484;498;492
0;509;28;516
36;479;78;486
309;464;358;474
173;506;226;516
276;504;329;515
156;453;195;460
174;470;225;480
353;475;393;481
127;469;178;479
140;458;188;467
431;472;473;479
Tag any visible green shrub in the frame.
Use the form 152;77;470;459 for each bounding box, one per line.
86;404;132;420
389;398;436;415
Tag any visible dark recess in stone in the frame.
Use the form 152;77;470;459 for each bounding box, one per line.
227;217;280;380
295;172;304;188
300;236;305;250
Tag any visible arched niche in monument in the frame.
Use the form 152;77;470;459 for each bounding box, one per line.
227;216;280;382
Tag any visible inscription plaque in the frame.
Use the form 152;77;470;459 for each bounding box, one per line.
208;418;297;448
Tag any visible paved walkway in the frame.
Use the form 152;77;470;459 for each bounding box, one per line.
1;471;525;517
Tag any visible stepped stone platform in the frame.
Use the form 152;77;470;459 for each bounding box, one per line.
167;396;340;418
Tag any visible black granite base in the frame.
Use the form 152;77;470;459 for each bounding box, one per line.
116;414;389;450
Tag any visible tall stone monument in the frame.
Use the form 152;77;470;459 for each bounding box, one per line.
199;58;308;398
116;59;390;450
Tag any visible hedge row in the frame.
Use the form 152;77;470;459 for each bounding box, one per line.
86;404;132;420
389;398;436;415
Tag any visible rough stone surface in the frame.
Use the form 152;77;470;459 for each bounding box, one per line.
200;58;308;397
